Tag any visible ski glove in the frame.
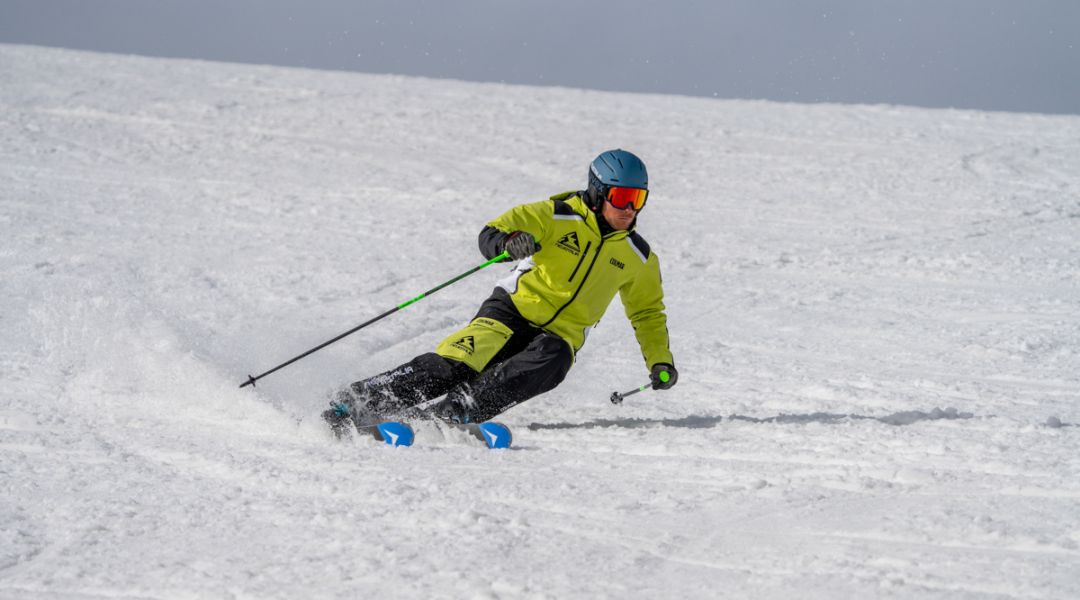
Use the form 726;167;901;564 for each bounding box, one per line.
502;231;538;261
650;363;678;390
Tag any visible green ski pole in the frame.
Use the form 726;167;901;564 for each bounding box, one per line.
240;251;509;388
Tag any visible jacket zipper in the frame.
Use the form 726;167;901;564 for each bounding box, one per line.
567;241;592;282
541;238;606;328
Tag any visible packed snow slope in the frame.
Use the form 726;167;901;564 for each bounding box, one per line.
2;44;1079;599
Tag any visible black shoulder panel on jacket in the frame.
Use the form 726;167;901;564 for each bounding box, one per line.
628;231;652;260
551;195;581;217
549;190;580;203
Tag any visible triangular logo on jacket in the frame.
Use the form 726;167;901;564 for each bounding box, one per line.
556;232;581;255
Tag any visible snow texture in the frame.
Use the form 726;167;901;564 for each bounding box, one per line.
2;44;1079;599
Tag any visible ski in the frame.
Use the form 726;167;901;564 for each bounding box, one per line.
454;421;513;449
356;421;416;447
355;421;512;449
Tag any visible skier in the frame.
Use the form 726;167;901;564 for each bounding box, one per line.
323;149;677;431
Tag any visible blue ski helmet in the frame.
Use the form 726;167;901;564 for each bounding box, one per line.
586;149;649;211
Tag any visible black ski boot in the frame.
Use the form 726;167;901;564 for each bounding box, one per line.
430;398;468;423
430;384;474;424
321;400;352;439
322;383;382;438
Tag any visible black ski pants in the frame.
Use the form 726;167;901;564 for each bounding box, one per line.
353;288;574;422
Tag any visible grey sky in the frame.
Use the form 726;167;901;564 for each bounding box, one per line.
2;0;1078;115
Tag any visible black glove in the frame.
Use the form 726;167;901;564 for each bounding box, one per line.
650;363;678;390
502;231;538;260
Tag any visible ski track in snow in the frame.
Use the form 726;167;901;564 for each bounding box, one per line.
2;44;1079;599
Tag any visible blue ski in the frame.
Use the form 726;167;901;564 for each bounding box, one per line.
370;422;416;447
356;421;512;449
460;422;513;449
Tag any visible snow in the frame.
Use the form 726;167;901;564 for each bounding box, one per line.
2;43;1079;599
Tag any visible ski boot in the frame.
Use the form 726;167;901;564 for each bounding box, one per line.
430;397;468;424
429;384;474;424
321;407;350;439
322;383;382;439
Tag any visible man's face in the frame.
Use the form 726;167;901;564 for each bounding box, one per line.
601;198;638;231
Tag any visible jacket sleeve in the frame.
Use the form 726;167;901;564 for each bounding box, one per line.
477;200;554;260
620;254;675;369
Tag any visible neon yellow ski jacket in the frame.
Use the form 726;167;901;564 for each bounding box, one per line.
484;191;674;369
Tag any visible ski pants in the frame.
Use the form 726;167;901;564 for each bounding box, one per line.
354;288;574;422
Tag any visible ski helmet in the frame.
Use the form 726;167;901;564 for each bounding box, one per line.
586;149;649;211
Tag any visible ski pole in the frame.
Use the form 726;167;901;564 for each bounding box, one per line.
239;250;510;388
610;381;653;405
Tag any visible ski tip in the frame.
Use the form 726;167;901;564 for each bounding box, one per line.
476;422;512;449
375;422;415;447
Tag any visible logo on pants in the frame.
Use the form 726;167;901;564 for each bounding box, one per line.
451;336;475;354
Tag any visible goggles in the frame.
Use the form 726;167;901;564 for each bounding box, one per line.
606;186;648;211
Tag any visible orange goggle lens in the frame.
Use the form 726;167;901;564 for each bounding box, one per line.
606;186;648;210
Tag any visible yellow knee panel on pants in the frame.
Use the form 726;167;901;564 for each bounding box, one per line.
435;317;514;372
